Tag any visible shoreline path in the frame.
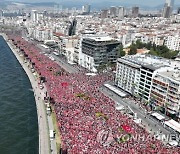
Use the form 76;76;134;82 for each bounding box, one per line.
2;33;179;153
1;33;53;154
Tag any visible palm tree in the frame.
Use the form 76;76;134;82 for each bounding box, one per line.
145;100;150;106
150;96;156;110
156;105;163;112
131;82;137;96
115;76;120;85
163;102;168;115
139;90;145;102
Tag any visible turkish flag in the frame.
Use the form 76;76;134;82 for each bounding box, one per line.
122;125;132;133
61;82;68;87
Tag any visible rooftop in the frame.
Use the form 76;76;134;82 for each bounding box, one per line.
84;35;114;42
118;54;171;70
158;69;180;82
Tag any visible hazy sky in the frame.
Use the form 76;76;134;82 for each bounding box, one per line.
5;0;180;6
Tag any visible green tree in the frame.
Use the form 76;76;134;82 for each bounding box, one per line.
136;40;144;49
120;49;126;57
148;49;158;56
145;42;152;50
127;40;179;59
119;44;125;57
128;46;137;55
164;102;168;115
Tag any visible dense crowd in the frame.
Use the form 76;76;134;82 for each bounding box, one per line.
8;35;180;154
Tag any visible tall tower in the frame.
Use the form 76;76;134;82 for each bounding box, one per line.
0;10;3;19
31;10;38;22
166;0;175;8
82;4;91;15
177;7;180;14
132;7;139;18
118;7;124;19
163;0;175;18
110;6;117;18
101;9;108;19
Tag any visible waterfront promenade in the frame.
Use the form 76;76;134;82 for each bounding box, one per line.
1;34;51;154
4;34;180;153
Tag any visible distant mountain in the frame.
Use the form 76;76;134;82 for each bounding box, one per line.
0;1;58;9
1;1;179;11
0;1;11;9
21;2;58;7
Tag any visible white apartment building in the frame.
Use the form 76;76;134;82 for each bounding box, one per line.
151;68;180;116
31;10;38;22
152;35;165;46
165;35;180;51
59;36;79;63
115;54;180;118
28;27;53;42
118;7;125;19
115;58;141;96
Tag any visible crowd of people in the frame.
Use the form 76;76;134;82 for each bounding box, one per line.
8;34;180;154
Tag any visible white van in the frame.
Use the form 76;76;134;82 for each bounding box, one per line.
50;130;55;140
39;84;44;89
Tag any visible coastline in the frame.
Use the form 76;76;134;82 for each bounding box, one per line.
1;33;50;154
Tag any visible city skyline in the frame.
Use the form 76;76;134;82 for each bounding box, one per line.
3;0;180;7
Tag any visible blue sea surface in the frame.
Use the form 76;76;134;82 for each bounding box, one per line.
0;36;38;154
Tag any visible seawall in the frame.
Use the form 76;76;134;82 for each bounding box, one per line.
1;33;50;154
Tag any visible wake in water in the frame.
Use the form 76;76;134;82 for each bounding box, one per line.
29;88;34;92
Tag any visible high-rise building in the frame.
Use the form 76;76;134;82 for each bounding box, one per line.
132;7;139;18
166;0;175;8
43;10;48;16
68;18;77;36
118;7;125;19
0;10;3;19
163;5;172;18
31;10;38;22
82;4;91;15
163;0;175;18
101;9;108;18
109;6;117;18
177;7;180;14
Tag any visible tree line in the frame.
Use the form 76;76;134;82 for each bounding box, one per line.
119;40;179;59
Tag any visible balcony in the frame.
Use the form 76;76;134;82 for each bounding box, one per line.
167;93;179;100
153;79;168;87
169;82;179;88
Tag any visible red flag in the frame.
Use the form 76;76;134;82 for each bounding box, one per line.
122;125;132;133
61;82;68;87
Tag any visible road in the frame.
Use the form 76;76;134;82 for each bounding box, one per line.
100;85;172;144
51;54;79;73
22;26;79;75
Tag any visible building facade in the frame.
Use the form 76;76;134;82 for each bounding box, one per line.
151;69;180;116
118;7;125;20
80;36;120;72
132;7;139;18
115;54;180;117
163;0;174;18
164;35;180;51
